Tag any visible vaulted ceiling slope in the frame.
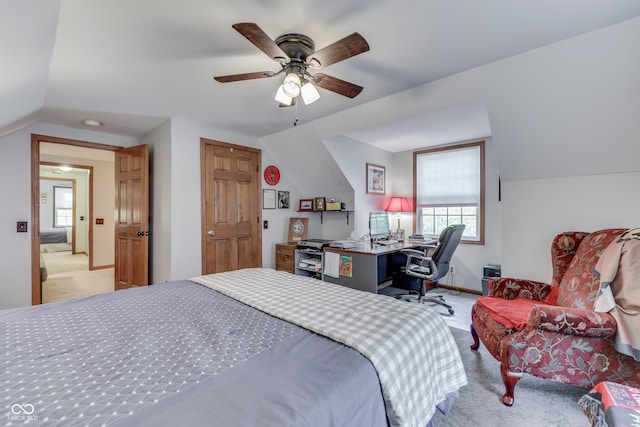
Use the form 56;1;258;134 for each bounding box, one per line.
2;0;640;142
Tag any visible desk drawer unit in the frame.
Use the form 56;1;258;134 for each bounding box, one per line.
275;243;296;274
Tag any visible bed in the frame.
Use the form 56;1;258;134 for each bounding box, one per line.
1;268;467;426
39;227;72;253
39;227;69;244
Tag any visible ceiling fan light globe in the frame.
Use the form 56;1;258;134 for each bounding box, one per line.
282;72;301;97
301;81;320;105
274;84;293;105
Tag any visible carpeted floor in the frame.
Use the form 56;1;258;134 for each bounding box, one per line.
432;326;589;426
379;285;476;331
41;251;114;303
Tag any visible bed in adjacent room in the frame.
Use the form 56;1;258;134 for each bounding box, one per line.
1;268;467;426
39;227;72;252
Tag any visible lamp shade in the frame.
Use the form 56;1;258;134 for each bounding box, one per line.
282;72;301;97
300;80;320;105
384;197;412;213
274;84;293;105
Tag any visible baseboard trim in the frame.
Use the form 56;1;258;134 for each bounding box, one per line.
92;264;115;271
438;284;482;296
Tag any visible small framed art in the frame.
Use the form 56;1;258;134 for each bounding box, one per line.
366;163;385;195
298;199;314;211
278;191;290;209
314;197;326;211
263;189;276;209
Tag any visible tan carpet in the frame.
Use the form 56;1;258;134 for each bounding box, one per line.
41;252;114;304
40;243;72;253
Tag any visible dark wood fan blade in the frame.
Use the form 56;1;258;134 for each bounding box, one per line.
312;73;363;98
308;33;369;68
214;71;276;82
232;23;289;63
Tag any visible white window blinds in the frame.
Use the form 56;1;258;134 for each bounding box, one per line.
416;145;480;206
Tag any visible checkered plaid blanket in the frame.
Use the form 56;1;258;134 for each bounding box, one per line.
192;268;467;427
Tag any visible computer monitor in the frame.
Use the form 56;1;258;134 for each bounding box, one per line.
369;212;391;241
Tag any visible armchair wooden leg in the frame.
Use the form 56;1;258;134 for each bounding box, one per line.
470;324;480;350
500;364;523;406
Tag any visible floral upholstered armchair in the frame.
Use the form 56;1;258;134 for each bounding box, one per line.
470;228;640;406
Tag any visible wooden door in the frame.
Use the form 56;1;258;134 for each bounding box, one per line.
115;144;150;289
201;139;261;274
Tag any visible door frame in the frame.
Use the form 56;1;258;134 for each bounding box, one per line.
30;134;121;305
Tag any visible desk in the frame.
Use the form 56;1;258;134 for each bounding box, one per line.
323;240;436;293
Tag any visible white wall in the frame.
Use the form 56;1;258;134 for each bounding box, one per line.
0;130;33;308
324;135;393;239
501;172;640;283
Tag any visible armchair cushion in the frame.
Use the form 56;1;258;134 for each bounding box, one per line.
556;229;627;310
476;297;544;331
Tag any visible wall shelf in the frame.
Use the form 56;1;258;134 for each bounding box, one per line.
298;210;353;225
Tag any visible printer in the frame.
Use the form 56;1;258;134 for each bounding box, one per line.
297;239;332;251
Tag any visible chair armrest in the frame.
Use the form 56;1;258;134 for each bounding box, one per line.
488;277;552;301
526;305;617;338
401;249;438;280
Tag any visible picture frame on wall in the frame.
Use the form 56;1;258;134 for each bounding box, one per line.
278;191;290;209
366;163;385;195
314;197;326;211
263;189;276;209
298;199;314;211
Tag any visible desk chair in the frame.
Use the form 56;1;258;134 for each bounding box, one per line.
396;224;465;315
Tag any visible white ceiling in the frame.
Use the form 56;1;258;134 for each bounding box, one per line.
3;0;640;149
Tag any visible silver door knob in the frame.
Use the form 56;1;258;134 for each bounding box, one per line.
207;230;215;236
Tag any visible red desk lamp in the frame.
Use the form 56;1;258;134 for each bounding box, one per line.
385;197;412;239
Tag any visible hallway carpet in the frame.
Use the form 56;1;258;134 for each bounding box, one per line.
41;252;114;304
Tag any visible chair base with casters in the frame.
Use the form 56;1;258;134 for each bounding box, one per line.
394;249;455;315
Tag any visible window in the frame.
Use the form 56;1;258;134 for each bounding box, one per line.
56;208;73;227
414;141;484;244
54;186;73;227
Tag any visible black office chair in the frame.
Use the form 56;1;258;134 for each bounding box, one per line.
396;224;465;315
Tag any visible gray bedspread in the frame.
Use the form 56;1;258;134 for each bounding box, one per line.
39;227;68;243
1;281;386;426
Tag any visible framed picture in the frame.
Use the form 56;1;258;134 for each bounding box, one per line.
314;197;326;211
288;217;308;243
263;189;276;209
298;199;314;211
278;191;290;209
366;163;386;195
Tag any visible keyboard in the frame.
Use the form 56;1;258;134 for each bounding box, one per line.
378;239;399;246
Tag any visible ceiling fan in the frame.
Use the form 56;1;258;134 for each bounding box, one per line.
214;23;370;107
